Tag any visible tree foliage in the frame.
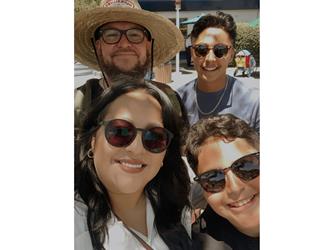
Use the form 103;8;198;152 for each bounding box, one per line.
234;23;260;66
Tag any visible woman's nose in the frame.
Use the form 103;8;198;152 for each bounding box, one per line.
125;132;145;154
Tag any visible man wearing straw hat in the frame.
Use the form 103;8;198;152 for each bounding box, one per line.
74;0;187;131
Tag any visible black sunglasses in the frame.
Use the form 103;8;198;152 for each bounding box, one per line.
192;43;232;58
100;119;173;153
194;152;259;193
98;28;150;44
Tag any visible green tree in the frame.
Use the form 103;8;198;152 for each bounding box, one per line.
234;23;260;66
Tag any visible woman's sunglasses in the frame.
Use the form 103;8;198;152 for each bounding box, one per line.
100;119;173;153
194;152;259;193
192;43;232;58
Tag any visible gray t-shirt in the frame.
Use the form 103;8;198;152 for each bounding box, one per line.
171;75;260;134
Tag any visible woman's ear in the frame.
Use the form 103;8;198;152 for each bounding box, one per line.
91;136;96;153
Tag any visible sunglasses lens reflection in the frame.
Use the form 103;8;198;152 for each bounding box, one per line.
233;155;260;181
194;44;229;58
104;119;171;153
194;44;208;57
213;45;229;58
105;120;136;147
197;153;259;193
200;170;226;193
143;127;169;153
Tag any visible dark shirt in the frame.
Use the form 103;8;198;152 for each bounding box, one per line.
201;205;259;250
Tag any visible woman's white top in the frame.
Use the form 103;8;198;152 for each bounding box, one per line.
75;196;191;250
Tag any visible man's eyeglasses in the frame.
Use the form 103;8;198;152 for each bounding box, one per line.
192;43;232;58
98;28;150;44
100;119;173;153
194;152;259;193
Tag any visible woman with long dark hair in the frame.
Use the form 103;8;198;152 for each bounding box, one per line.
75;82;193;250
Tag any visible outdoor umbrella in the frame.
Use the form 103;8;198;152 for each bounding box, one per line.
181;13;206;25
248;17;259;27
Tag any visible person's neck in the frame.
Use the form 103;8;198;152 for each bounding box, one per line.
109;190;148;235
109;190;146;213
237;225;259;238
197;75;228;92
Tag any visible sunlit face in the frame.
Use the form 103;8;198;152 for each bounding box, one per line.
197;137;259;237
95;21;151;74
192;27;234;86
91;90;165;196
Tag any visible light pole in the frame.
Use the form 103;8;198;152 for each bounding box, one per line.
175;0;181;76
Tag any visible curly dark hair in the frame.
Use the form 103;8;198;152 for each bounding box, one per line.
190;11;237;45
185;114;259;173
75;82;192;250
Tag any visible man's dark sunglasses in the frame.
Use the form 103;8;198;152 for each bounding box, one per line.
98;28;150;44
100;119;173;153
194;152;259;193
192;43;232;58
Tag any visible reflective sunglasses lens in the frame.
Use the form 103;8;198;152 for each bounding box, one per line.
105;120;136;147
213;44;229;58
102;29;121;44
143;127;169;153
126;29;145;43
199;170;226;193
233;153;260;181
194;44;209;57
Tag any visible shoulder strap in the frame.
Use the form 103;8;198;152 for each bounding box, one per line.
122;223;154;250
112;212;154;250
89;78;103;103
75;78;103;132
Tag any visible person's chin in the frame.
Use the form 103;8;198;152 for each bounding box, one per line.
115;63;138;72
201;74;219;83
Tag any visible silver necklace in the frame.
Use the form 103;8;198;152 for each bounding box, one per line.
195;76;229;116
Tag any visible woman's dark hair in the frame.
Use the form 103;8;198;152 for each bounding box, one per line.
185;114;259;173
75;82;192;250
190;11;237;45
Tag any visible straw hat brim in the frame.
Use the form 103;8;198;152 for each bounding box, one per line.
75;7;184;70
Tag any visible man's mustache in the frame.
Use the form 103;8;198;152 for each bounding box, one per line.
111;49;137;56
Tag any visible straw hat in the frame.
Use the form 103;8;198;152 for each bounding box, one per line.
75;0;184;70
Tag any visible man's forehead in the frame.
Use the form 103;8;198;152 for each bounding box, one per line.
100;21;146;30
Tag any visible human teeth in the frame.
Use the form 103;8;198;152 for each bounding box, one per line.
204;67;217;71
230;195;254;208
121;161;143;169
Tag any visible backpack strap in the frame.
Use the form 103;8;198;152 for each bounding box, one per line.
74;78;103;135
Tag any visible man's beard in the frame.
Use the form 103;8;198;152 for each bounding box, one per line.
98;49;151;87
